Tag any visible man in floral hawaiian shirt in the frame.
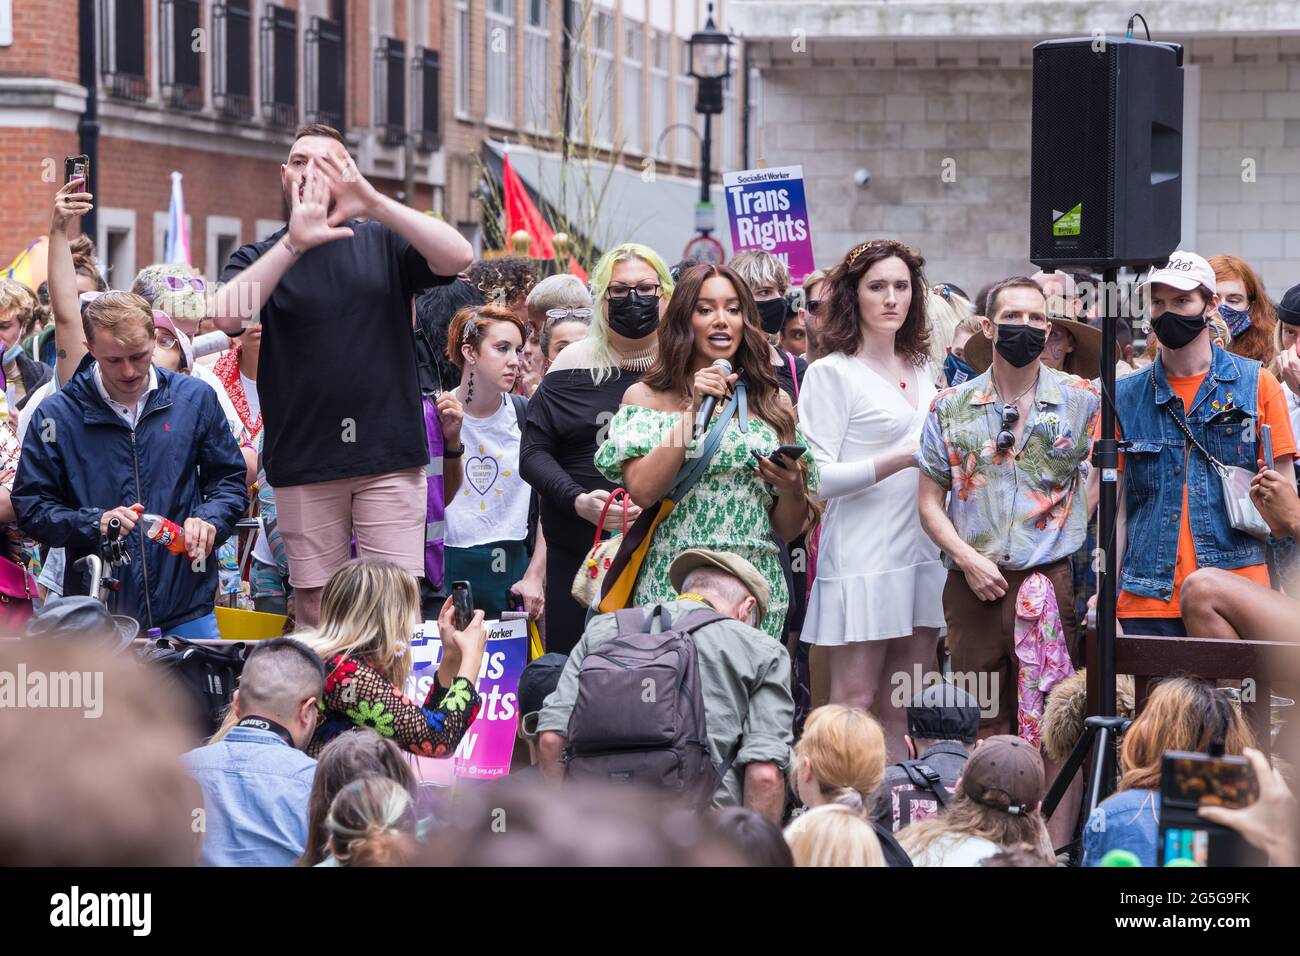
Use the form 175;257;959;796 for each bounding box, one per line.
918;277;1100;737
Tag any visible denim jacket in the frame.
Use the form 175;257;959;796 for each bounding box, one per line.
1115;346;1265;601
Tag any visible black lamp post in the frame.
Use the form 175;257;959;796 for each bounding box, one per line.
688;3;732;236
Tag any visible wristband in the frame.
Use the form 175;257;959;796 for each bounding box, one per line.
444;443;465;459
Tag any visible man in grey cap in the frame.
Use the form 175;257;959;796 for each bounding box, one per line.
871;681;980;833
537;549;793;823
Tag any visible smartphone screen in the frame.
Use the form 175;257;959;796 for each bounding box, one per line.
1161;827;1210;866
450;581;473;631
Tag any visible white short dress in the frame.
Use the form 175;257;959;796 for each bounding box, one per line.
800;351;947;644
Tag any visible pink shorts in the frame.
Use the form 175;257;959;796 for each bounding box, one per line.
274;466;427;589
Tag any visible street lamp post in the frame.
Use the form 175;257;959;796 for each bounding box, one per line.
688;3;732;238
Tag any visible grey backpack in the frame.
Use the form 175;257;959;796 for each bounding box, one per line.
564;605;736;809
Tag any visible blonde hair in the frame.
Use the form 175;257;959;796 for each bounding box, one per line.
0;279;45;338
81;291;155;345
784;805;884;867
898;786;1055;863
586;243;675;384
131;263;207;326
789;705;887;805
1118;678;1254;793
730;249;791;294
802;269;827;295
327;775;418;867
303;561;421;691
927;284;974;372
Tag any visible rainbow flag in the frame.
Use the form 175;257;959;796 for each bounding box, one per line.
165;171;191;265
1;236;49;290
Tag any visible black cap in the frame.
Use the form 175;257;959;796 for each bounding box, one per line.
1278;283;1300;327
518;653;568;720
907;681;981;744
25;596;139;654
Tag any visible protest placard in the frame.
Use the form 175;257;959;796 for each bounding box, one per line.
402;617;528;785
722;164;815;284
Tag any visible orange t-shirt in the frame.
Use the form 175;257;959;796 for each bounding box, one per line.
1112;368;1297;618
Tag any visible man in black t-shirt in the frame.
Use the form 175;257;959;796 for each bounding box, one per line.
213;124;473;626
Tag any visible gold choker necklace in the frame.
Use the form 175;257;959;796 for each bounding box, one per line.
616;344;658;372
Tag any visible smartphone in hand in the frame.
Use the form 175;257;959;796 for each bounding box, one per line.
1260;423;1274;469
65;154;89;186
769;444;807;466
450;580;474;631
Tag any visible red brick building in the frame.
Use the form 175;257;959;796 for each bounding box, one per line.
0;0;443;283
0;0;748;281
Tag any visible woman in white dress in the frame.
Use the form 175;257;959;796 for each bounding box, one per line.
800;239;947;761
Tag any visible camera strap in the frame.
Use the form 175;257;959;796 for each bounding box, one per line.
236;715;297;749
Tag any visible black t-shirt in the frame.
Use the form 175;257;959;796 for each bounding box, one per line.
774;350;807;404
221;222;451;487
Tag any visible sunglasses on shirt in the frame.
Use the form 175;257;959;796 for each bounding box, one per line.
996;404;1020;453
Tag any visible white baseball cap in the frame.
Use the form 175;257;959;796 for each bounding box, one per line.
1137;251;1216;296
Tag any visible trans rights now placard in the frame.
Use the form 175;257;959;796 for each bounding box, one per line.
403;616;528;784
723;165;816;284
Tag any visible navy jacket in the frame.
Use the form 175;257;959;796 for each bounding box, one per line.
13;355;248;631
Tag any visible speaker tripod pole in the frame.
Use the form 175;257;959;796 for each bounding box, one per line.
1042;266;1126;861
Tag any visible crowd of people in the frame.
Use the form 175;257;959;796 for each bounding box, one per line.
1;122;1298;868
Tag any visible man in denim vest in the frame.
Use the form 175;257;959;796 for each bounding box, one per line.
1108;251;1296;636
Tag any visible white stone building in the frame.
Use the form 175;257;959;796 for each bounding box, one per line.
730;0;1300;296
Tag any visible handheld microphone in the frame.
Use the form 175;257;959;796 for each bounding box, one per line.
693;359;733;439
191;331;232;359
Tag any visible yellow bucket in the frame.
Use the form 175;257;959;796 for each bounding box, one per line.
215;606;287;641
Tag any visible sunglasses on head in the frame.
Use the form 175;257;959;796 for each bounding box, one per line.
142;275;207;301
545;307;593;321
996;404;1020;453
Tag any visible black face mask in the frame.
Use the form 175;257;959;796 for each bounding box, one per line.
1152;310;1207;351
606;290;661;339
994;323;1047;368
756;297;790;335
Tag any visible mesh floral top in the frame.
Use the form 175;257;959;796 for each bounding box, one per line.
595;403;818;640
307;652;482;759
918;367;1100;571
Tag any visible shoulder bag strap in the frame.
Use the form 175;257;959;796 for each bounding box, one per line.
1154;371;1226;471
668;383;746;503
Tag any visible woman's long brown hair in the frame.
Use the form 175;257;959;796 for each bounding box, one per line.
819;238;931;364
1118;677;1255;793
641;263;797;442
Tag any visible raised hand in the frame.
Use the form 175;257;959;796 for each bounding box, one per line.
51;178;93;232
286;159;355;252
315;151;381;226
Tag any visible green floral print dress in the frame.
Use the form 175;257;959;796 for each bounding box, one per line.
595;403;819;639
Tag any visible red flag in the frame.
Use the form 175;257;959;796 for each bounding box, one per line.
503;151;554;259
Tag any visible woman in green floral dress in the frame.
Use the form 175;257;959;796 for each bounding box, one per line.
595;263;819;639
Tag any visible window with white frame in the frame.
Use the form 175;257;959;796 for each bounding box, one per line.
454;0;470;117
591;9;614;145
621;19;643;153
485;0;514;126
675;38;695;165
205;216;242;281
98;208;137;289
566;0;587;141
523;0;550;132
650;30;669;160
